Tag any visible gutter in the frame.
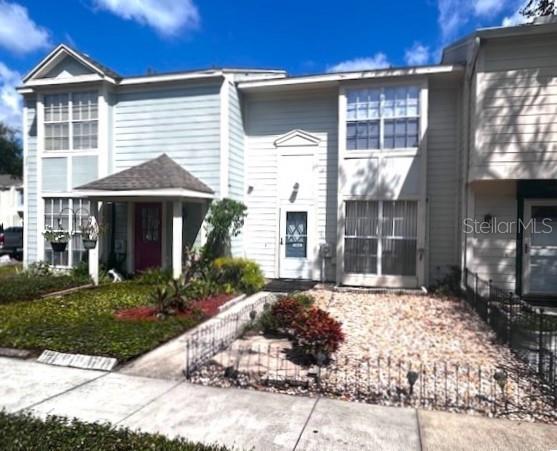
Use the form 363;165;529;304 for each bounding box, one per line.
461;36;481;282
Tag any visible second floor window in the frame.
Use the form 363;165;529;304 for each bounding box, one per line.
346;86;419;151
44;92;98;151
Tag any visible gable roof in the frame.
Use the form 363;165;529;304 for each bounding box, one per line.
274;129;321;147
76;154;213;194
22;44;121;83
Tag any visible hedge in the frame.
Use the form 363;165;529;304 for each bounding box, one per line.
0;273;89;305
0;411;230;451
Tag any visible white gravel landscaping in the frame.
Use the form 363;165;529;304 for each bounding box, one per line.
190;289;557;423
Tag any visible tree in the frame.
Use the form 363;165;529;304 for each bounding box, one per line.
0;123;22;177
521;0;556;18
202;198;247;261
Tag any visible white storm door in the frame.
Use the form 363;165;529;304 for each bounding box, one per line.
523;200;557;296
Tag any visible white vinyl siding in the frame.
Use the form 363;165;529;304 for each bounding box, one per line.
24;97;39;264
244;88;338;280
472;35;557;180
427;79;461;283
113;83;221;194
468;181;517;290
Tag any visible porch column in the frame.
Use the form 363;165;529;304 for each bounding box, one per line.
172;200;183;279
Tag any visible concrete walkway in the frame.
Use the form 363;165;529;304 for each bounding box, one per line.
1;357;556;450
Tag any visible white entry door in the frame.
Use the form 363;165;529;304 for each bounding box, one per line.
279;207;314;279
523;200;557;296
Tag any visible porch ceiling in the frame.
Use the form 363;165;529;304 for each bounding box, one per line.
74;153;215;200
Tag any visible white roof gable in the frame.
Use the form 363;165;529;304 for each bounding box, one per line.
274;129;321;147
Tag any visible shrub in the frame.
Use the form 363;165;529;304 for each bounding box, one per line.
292;308;345;358
271;297;306;333
0;267;89;305
212;257;265;294
0;410;230;451
289;292;315;309
137;267;173;285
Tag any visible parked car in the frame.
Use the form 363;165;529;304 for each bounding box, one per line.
0;226;23;260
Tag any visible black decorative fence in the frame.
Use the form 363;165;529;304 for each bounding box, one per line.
463;269;557;394
187;337;557;421
184;293;278;377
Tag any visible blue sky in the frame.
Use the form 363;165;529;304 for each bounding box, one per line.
0;0;528;129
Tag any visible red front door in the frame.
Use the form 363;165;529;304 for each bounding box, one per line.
134;203;162;272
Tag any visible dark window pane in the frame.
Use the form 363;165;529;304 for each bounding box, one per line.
344;238;378;274
382;239;417;275
285;211;307;258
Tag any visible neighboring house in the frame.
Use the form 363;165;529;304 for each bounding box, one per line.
0;175;24;229
15;18;557;297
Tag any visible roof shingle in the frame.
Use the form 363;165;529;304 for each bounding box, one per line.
76;154;214;194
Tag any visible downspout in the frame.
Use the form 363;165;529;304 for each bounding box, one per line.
461;37;481;284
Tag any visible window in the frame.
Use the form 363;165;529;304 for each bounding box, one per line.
44;92;98;151
44;198;92;267
344;200;417;276
285;211;308;258
346;86;420;151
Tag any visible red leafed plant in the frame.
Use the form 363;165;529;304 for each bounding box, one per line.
271;297;306;333
292;308;345;357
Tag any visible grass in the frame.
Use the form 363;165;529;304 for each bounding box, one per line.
0;411;230;451
0;281;201;361
0;263;22;279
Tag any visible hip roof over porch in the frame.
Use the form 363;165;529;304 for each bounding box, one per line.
74;153;215;201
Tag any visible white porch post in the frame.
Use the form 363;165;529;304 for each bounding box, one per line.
172;200;183;279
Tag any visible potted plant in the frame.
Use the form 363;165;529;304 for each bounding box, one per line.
80;217;101;250
43;226;71;252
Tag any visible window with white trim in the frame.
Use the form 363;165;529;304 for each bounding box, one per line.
346;86;419;151
44;198;92;267
44;92;98;151
344;200;417;276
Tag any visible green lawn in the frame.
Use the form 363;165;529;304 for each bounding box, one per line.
0;263;22;279
0;281;200;361
0;411;230;451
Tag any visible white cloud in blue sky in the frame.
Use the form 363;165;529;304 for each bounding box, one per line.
405;42;430;66
0;62;22;130
327;52;390;73
0;1;50;54
93;0;200;36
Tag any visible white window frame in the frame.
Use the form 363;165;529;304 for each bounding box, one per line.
43;197;92;268
43;91;98;153
342;83;423;159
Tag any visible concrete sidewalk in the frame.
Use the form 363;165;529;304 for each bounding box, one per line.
1;357;556;450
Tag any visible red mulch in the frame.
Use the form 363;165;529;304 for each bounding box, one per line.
114;293;234;321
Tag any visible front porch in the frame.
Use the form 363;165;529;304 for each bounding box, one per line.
74;154;214;283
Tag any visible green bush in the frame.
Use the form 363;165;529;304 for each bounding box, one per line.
136;267;173;285
0;271;89;305
203;199;247;261
212;257;265;294
0;410;230;451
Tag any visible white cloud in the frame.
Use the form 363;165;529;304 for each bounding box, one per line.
327;53;390;73
94;0;200;36
474;0;506;17
438;0;515;40
502;9;527;26
0;62;22;130
0;1;50;54
405;43;430;66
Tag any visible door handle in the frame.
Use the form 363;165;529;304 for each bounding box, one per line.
524;243;529;254
280;238;284;245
